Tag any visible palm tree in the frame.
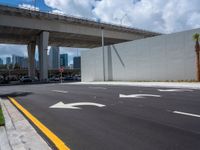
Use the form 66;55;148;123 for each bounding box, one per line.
193;33;200;81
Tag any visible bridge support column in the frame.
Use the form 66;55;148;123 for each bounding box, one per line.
38;31;49;81
27;42;36;80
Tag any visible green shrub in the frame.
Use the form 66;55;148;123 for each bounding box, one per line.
0;106;5;126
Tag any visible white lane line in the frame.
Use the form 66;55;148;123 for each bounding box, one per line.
119;94;161;98
173;111;200;118
89;87;107;90
158;89;193;92
51;90;68;94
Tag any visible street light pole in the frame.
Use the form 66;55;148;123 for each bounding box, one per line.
101;27;105;81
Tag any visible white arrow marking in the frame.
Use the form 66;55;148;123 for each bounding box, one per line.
158;89;193;92
51;90;68;93
173;111;200;118
49;101;106;109
119;94;161;98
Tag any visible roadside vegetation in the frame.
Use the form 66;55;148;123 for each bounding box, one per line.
193;33;200;82
0;105;5;126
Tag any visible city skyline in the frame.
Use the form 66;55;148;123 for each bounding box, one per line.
0;46;82;65
0;52;79;69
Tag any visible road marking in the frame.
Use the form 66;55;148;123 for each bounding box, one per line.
119;94;161;98
8;97;70;150
89;87;107;90
173;111;200;118
158;89;193;92
51;90;68;94
50;101;106;109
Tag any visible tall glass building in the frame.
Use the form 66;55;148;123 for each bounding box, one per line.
6;57;11;65
0;58;3;65
60;54;68;68
49;46;60;69
73;56;81;69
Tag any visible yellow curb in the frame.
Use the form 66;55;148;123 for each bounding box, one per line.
8;96;70;150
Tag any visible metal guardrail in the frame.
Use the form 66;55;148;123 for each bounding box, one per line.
0;2;161;35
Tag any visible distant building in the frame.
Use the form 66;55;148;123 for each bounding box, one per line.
12;55;21;66
6;57;11;65
12;55;28;68
60;54;68;68
0;58;3;65
73;56;81;69
35;60;39;69
49;46;60;69
21;58;28;68
69;64;73;69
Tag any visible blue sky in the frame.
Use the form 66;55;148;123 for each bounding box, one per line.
0;0;51;11
0;0;200;64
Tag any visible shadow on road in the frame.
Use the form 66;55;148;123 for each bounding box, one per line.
0;92;33;98
0;81;79;86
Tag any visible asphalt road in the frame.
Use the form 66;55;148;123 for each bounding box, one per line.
0;83;200;150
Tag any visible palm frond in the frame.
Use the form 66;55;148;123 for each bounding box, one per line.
193;33;200;40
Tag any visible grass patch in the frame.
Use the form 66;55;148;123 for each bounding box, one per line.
0;106;5;126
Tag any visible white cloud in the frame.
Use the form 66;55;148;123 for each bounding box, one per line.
18;3;39;11
93;0;200;33
186;12;200;29
44;0;200;33
51;9;65;15
0;44;27;64
44;0;96;18
0;44;27;57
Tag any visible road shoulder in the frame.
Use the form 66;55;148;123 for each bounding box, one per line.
0;98;51;150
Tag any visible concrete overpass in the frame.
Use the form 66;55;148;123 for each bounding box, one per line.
0;5;160;81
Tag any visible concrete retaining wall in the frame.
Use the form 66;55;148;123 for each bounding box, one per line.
81;28;200;82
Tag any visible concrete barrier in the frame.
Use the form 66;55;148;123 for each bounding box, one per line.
81;28;200;81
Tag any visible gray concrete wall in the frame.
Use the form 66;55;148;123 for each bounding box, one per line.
81;48;104;81
81;28;200;82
